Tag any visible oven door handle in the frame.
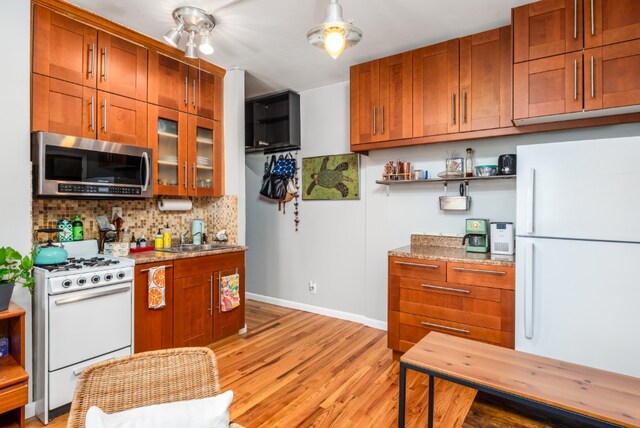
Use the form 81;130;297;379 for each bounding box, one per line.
141;151;150;192
54;285;131;306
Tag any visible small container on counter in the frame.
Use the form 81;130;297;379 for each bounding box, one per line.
139;235;147;248
72;215;84;241
163;224;172;248
154;230;163;250
130;232;137;249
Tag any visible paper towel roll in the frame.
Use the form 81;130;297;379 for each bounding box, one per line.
157;198;193;212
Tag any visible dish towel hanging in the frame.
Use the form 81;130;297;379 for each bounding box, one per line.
220;273;240;312
148;266;166;309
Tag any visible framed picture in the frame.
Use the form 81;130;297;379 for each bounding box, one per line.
302;153;360;200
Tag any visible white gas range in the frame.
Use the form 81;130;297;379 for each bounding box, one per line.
32;240;135;424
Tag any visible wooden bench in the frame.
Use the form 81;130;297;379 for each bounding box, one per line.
398;332;640;428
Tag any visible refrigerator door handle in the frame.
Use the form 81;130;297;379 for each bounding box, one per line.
524;241;534;339
526;168;535;234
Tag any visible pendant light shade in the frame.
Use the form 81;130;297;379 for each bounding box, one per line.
307;0;362;59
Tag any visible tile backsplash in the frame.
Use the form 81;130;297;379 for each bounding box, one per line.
32;196;238;244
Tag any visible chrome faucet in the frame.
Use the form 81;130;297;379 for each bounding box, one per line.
180;231;201;245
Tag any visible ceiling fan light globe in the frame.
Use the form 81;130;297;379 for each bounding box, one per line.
163;23;183;47
324;29;346;59
199;32;215;55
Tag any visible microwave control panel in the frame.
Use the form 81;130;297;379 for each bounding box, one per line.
58;184;141;195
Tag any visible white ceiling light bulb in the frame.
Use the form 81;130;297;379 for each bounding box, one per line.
199;30;214;55
324;28;346;59
307;0;362;59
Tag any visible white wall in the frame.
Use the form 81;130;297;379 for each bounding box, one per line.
1;0;32;404
246;80;640;325
224;68;247;245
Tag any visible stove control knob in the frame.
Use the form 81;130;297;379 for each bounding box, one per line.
104;273;113;281
91;275;101;284
77;277;87;286
116;271;126;280
62;279;72;288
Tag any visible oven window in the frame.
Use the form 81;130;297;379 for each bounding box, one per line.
45;146;142;184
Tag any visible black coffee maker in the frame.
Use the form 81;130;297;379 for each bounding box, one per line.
498;154;517;175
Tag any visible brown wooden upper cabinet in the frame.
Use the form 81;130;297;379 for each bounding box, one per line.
413;40;460;137
513;0;584;63
459;27;513;131
585;0;640;48
148;52;220;121
148;105;224;197
350;53;412;146
33;5;148;101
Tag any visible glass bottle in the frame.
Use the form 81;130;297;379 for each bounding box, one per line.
465;148;474;177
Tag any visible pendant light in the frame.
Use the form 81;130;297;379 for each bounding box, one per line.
307;0;362;59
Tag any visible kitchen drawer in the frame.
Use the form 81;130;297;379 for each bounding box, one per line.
0;381;28;414
398;312;514;351
388;257;446;282
174;251;244;278
390;275;502;302
447;262;514;289
399;287;505;330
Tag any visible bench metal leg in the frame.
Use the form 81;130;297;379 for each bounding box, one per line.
428;375;434;428
398;364;406;427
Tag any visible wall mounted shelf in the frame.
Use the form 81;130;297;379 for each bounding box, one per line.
376;174;516;196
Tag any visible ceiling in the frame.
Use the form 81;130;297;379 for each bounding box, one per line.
64;0;532;98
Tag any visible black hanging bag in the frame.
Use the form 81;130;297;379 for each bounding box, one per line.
259;155;287;200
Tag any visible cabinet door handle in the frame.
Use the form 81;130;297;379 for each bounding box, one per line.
372;106;376;135
101;47;107;81
218;271;222;314
192;163;196;190
184;76;188;106
421;321;469;335
462;92;467;124
591;55;595;99
590;0;595;35
102;98;107;133
421;284;470;294
394;261;440;269
381;105;385;134
573;59;578;101
451;92;456;125
192;79;197;108
184;161;188;189
208;274;213;315
89;43;95;78
573;0;578;39
90;96;95;132
452;267;506;276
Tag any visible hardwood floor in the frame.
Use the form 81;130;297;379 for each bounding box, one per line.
27;300;584;427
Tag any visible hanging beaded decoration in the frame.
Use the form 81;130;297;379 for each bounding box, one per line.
293;151;300;231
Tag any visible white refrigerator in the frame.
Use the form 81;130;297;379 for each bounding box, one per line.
516;137;640;378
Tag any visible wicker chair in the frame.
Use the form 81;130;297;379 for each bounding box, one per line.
67;347;243;428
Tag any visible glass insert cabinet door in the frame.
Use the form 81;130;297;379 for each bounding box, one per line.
188;115;222;197
149;105;188;196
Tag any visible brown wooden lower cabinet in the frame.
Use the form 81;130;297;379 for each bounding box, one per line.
388;256;514;357
173;251;246;348
134;251;245;352
134;261;174;353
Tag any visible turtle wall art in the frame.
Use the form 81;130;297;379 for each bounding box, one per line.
302;153;360;200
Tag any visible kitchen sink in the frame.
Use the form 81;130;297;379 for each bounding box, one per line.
158;243;239;253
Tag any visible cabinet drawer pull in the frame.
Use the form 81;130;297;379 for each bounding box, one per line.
90;96;95;132
452;267;506;276
192;79;197;108
184;161;188;189
184;76;189;106
421;284;470;294
208;274;213;315
394;261;440;269
590;55;595;99
381;105;385;134
421;322;469;335
590;0;595;35
462;91;467;124
101;47;108;81
89;43;95;78
372;106;376;135
573;0;578;39
451;92;456;125
192;163;196;189
573;59;578;101
102;98;107;133
140;265;173;273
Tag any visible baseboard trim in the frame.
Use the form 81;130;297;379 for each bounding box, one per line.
25;402;35;419
246;292;387;331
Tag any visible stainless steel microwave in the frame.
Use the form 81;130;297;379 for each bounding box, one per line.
31;131;153;199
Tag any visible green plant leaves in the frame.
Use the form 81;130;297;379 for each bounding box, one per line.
0;246;34;292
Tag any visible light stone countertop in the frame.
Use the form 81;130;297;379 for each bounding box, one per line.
389;233;515;267
124;245;248;265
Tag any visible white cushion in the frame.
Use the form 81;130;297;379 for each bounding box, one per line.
85;390;233;428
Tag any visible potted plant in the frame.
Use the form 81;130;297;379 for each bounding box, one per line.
0;247;34;312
